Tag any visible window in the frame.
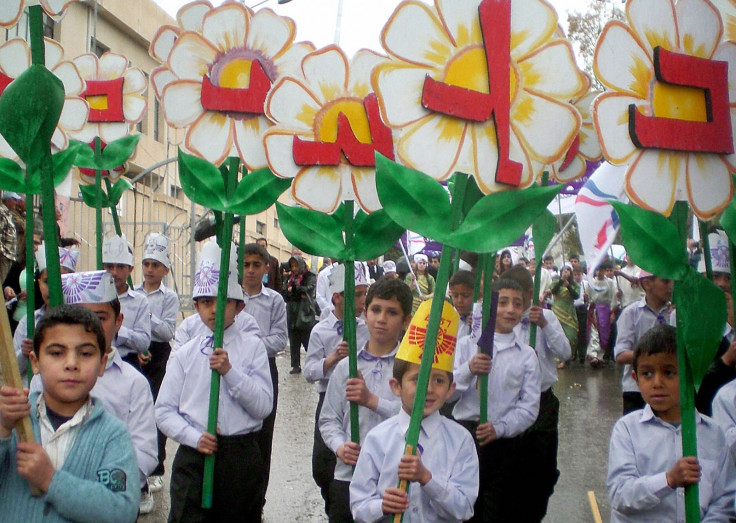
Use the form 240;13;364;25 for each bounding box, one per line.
273;217;279;229
170;185;184;201
136;73;149;134
91;38;109;58
256;221;265;235
42;13;55;39
154;98;162;142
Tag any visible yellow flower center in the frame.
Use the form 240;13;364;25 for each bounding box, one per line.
444;46;490;93
87;95;108;111
218;58;254;89
651;82;707;122
316;99;371;143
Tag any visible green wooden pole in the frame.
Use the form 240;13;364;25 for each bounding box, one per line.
103;177;133;288
529;171;549;349
25;190;35;385
94;137;103;269
238;216;246;282
479;253;496;424
473;253;485;302
201;157;238;509
699;219;712;281
342;200;361;443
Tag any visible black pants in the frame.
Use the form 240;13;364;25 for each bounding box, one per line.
288;325;312;368
327;479;352;523
142;341;171;476
122;352;141;371
169;434;264;523
312;392;336;515
518;388;561;522
574;306;588;362
623;391;645;415
256;356;278;509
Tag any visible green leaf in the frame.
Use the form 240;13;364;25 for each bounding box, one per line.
52;143;84;186
719;176;736;243
79;183;110;208
276;203;346;258
375;153;451;240
675;268;727;389
178;149;228;211
448;184;562;252
0;159;26;193
609;201;688;280
108;178;132;206
456;173;484;216
533;209;557;259
99;134;142;170
352;209;406;261
228;167;292;215
70;139;95;168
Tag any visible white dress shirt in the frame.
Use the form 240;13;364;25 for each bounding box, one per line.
135;282;178;343
515;308;571;391
243;285;288;358
172;310;260;352
316;265;334;320
116;287;151;358
711;378;736;464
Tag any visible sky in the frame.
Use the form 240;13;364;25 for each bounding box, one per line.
152;0;585;59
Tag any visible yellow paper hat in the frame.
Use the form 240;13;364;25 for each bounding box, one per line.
398;299;460;373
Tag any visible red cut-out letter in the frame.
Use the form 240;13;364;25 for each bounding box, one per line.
0;73;13;95
629;47;733;154
292;93;394;167
421;0;522;186
84;78;125;123
200;60;271;114
559;135;580;172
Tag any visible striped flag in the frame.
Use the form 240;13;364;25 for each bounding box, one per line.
575;162;628;276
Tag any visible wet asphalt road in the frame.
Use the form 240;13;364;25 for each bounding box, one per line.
139;355;624;522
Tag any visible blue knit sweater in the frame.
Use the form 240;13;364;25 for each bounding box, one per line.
0;392;139;522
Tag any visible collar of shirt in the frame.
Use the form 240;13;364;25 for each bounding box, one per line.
397;408;441;440
36;393;92;438
638;403;704;427
636;298;669;319
135;282;166;296
358;343;398;362
106;347;122;370
493;331;520;354
724;323;734;341
243;285;265;299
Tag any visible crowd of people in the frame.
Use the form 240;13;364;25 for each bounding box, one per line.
2;227;736;522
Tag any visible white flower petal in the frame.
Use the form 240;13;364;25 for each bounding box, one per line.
68;123;97;143
381;1;453;68
436;0;482;48
347;50;384;99
594;21;652;98
162;80;204;127
0;134;18;160
301;46;348;105
53;61;84;96
625;149;680;216
233;117;269;171
351;167;381;213
372;62;427;128
469;121;499;193
264;130;303;180
0;39;30;78
168;32;218;81
123;93;146;124
123;67;146;95
273;42;314;80
626;0;677;56
292;165;342;213
178;1;212;33
675;0;721;58
150;26;180;63
202;2;248;52
247;8;295;60
41;0;75;16
265;77;319;131
555;154;586;183
512;91;580;163
687;154;732;219
592;93;640;164
712;42;736;104
59;97;89;133
99;122;129;143
721;109;736;172
518;40;586;100
186;111;233;166
510;0;558;60
151;67;177;100
578;123;602;161
44;38;63;70
50;126;67;151
98;53;128;81
73;54;99;81
397;113;466;180
0;0;24;27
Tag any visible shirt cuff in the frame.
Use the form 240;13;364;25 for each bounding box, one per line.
646;471;673;499
493;421;507;439
421;476;446;500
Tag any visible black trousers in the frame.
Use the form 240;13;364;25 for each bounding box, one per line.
256;356;278;509
121;351;141;371
168;434;264;523
142;341;171;476
312;392;336;515
288;325;312;368
574;306;588;362
623;391;645;415
327;479;352;523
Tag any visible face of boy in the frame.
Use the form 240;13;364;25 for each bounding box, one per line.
644;277;673;305
391;364;455;417
30;324;107;417
449;284;474;316
194;297;244;331
633;351;680;423
38;271;49;304
78;302;123;352
103;263;133;292
365;296;409;347
713;272;731;295
495;289;524;333
242;254;268;291
354;285;368;316
142;259;169;286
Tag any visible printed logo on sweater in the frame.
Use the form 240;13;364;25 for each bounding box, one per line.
97;468;127;492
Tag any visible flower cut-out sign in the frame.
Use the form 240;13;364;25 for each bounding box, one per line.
593;0;736;220
149;1;313;168
372;0;587;194
0;0;78;27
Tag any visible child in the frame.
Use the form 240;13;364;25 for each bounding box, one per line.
452;278;541;522
0;305;139;521
15;243;78;377
305;262;371;513
572;265;588;364
241;242;288;511
155;241;273;521
607;325;736;521
585;261;618;368
406;254;434;316
350;300;479;522
613;270;673;414
102;234;151;370
448;270;475;340
135;234;179;498
319;277;412;523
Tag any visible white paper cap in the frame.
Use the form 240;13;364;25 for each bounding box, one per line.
329;262;369;294
35;243;79;273
383;260;396;274
62;270;117;304
698;231;730;274
192;240;243;301
143;233;171;268
102;234;134;266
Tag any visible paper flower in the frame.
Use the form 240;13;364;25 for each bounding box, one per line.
67;52;146;145
711;0;736;40
263;46;390;213
372;0;587;194
593;0;736;219
0;37;87;159
0;0;78;27
148;1;313;168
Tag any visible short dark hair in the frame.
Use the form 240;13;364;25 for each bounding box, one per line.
366;277;413;317
518;257;529;264
256;237;268;245
569;253;579;260
492;278;523;294
500;266;533;293
242;243;270;264
429;253;441;261
33;305;106;357
449;270;474;289
543;255;553;262
598;260;614;271
633;324;677;372
393;358;453;383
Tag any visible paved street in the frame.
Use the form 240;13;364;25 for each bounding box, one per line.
140;354;624;522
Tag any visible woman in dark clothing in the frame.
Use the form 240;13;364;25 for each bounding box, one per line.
284;255;318;374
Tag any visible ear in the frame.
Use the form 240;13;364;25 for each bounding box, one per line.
389;377;402;397
235;301;246;314
401;314;412;330
631;368;639;386
29;351;39;375
446;381;456;399
115;311;124;334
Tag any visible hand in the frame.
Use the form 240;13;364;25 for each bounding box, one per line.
0;386;31;437
138;352;151;366
528;305;548;328
722;341;736;367
197;432;218;455
209;348;231;376
20;338;33;358
3;287;15;300
397;454;431;485
476;421;497;446
336;441;361;466
346;375;377;409
16;442;54;492
16;290;26;301
382;487;410;515
468;353;491;375
325;342;349;372
616;290;622;300
666;457;701;488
